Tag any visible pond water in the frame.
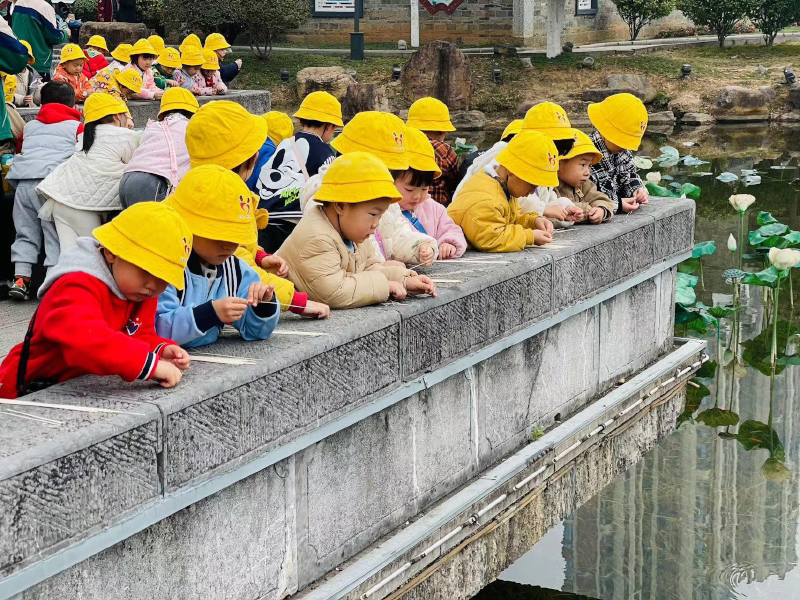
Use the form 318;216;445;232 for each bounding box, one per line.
475;124;800;600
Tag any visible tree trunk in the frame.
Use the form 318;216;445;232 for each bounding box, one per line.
718;31;726;47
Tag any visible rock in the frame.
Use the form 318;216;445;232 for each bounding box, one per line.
647;111;676;126
341;83;390;120
775;110;800;123
520;58;533;69
450;110;486;131
757;65;768;76
582;87;645;103
516;100;536;117
494;44;517;56
711;86;772;122
296;67;356;101
582;57;595;69
681;112;716;126
605;74;657;104
400;41;472;110
668;93;703;116
79;21;148;48
789;83;800;109
562;42;574;53
398;40;407;50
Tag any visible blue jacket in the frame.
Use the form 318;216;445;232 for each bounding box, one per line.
156;252;280;348
220;62;240;84
246;138;277;191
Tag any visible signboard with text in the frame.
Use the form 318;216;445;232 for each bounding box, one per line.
312;0;362;18
576;0;598;16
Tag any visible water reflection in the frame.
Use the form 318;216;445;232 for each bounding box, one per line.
479;125;800;600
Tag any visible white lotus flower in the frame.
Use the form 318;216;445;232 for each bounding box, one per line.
646;172;661;184
769;247;800;271
729;194;756;213
728;234;737;252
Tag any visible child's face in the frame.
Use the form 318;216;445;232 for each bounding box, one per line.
558;154;595;188
201;69;214;78
395;171;429;212
63;59;85;76
507;172;536;199
120;85;135;99
334;199;393;243
602;135;623;154
192;235;240;265
103;250;169;301
88;45;106;55
161;65;176;75
185;65;201;76
136;55;155;70
215;48;228;59
321;124;336;143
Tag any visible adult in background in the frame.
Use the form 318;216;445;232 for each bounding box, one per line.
11;0;69;81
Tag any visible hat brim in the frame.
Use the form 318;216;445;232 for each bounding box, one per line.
331;135;410;171
315;180;402;204
406;118;456;132
587;103;643;151
205;43;231;51
165;197;257;246
190;112;268;170
293;106;344;127
94;224;186;289
528;126;579;142
159;101;198;116
497;148;560;188
405;150;442;178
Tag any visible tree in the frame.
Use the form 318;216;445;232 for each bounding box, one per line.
234;0;310;60
162;0;240;38
678;0;759;47
747;0;800;46
611;0;676;41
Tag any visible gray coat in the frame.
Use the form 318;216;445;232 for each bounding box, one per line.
7;113;80;184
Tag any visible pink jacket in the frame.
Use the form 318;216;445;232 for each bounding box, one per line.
414;197;467;258
124;64;158;100
192;71;227;96
123;114;190;186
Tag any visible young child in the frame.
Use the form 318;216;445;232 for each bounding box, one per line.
276;152;436;309
447;130;556;252
53;43;91;103
194;49;227;96
173;47;205;95
179;34;202;54
556;130;615;224
406;97;459;206
153;48;181;90
147;34;166;55
119;88;198;208
82;34;109;79
13;40;43;108
588;93;649;214
204;33;242;84
107;43;131;73
89;67;142;108
124;38;163;101
155;165;280;348
37;93;140;251
246;111;294;192
6;82;81;300
0;202;192;398
185;100;330;320
253;91;341;213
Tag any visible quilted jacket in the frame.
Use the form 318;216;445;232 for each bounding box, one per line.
376;202;439;265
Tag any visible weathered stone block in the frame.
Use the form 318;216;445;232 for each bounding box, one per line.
712;86;772;122
296;67;355;101
680;112;715;126
400;41;472;110
653;203;695;261
605;74;657;103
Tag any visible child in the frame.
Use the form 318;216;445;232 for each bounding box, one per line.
588;93;649;214
124;38;163;101
253;91;341;213
155;165;280;348
194;49;227;96
53;43;91;103
185;101;330;320
82;34;109;79
6;82;81;300
153;48;181;90
246;111;294;192
89;67;142;107
179;34;202;54
119;88;198;208
13;40;43;108
406;97;459;206
148;34;166;55
447;130;556;252
276;152;436;309
37;93;140;251
0;202;192;398
556;130;615;224
173;47;204;95
204;33;242;84
107;43;131;73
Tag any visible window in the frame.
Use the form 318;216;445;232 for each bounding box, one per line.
576;0;598;16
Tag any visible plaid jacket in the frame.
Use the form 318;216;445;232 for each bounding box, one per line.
589;131;644;213
429;139;460;207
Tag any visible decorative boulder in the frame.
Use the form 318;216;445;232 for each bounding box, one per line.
605;74;657;104
296;67;356;101
668;93;703;116
79;21;148;48
400;41;472;110
582;87;645;102
341;83;390;120
449;110;486;131
711;86;773;122
647;111;676;126
681;113;716;126
788;83;800;109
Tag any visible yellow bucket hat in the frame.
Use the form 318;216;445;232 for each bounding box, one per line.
404;126;441;177
406;97;455;132
331;111;409;170
181;47;204;68
4;74;16;104
20;40;34;65
94;202;192;289
264;111;294;145
130;38;158;57
59;44;85;64
147;35;165;55
201;49;219;71
110;44;132;63
293;91;343;127
179;34;202;54
522;102;578;142
86;35;109;52
115;69;143;94
562;130;602;164
204;33;231;52
501;119;523;141
165;165;257;246
158;47;182;70
159;87;199;117
186;101;268;169
497;130;560;188
315;152;402;204
83;92;130;124
587;93;648;151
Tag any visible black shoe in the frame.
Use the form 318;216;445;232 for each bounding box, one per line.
8;277;30;301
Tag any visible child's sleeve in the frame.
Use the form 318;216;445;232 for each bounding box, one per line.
156;282;221;347
232;259;280;342
219;62;240;83
378;203;439;265
619;153;644;199
460;199;533;253
214;72;227;94
583;182;615;222
429;201;467;258
153;70;167;90
192;73;213;96
118;130;142;164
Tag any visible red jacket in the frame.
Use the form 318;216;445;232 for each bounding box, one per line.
0;272;175;398
83;49;109;79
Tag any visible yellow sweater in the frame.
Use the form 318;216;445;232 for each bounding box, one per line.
447;172;541;253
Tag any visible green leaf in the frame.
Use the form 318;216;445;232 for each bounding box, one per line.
720;420;784;457
757;211;779;226
680;182;702;199
741;320;799;376
691;240;716;258
675;272;698;306
776;356;800;365
742;266;786;288
707;305;740;319
695;360;718;380
633;156;653;170
756;223;790;237
646;182;680;198
696;407;740;427
762;457;792;484
678;257;700;274
785;231;800;246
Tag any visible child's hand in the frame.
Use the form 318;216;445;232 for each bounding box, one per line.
153;360;183;388
247;282;275;306
439;242;457;259
166;80;178;87
406;275;437;298
621;198;640;213
588;207;605;224
385;260;406;268
534;217;554;234
633;187;649;205
213;297;248;322
565;205;583;221
544;205;568;221
533;230;553;246
261;254;289;278
388;281;407;300
235;59;243;69
23;95;33;106
161;345;191;370
301;300;330;319
154;89;164;99
418;243;435;266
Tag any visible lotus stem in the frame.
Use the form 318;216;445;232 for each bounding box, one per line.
738;212;745;270
772;279;781;365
